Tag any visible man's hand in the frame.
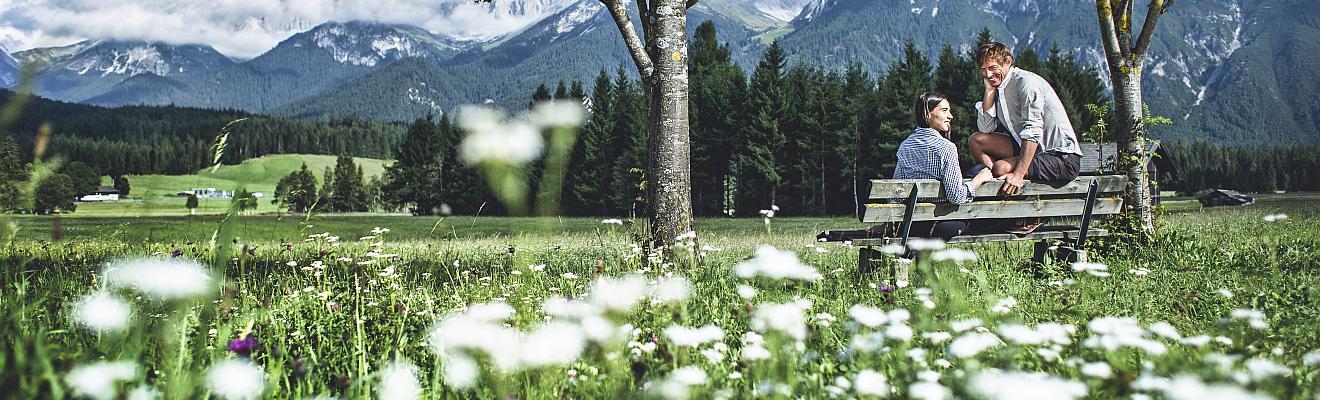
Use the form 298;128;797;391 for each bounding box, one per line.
982;79;997;113
999;172;1025;196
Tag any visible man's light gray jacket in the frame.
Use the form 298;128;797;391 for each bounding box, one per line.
975;67;1083;155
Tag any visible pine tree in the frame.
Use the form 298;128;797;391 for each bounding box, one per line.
606;68;649;216
437;114;488;214
688;21;747;216
1042;44;1107;135
274;163;318;213
934;44;979;141
569;81;586;102
382;115;445;215
567;70;615;215
875;40;934;176
0;134;26;211
531;84;552;108
736;40;788;216
839;64;876;217
1015;47;1043;75
111;175;131;198
319;166;334;211
554;80;569;100
330;156;367;212
778;65;813;215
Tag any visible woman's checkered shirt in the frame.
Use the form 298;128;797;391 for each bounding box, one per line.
893;128;976;204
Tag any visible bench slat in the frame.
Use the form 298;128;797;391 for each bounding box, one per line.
860;198;1123;223
843;228;1108;246
868;175;1127;200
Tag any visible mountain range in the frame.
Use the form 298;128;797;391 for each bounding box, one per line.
2;0;1316;146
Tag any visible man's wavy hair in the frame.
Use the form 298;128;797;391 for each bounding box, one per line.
977;42;1014;66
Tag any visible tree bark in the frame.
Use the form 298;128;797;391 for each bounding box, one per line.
1113;73;1156;237
644;0;695;246
1095;0;1169;238
601;0;695;248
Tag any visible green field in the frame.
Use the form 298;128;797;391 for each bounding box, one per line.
98;154;391;201
1;195;1317;399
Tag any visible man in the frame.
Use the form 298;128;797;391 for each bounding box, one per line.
969;42;1083;197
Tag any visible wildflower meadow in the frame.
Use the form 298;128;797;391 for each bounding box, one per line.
1;196;1317;399
1;100;1317;400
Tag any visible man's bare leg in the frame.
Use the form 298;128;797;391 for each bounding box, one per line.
991;157;1021;177
968;132;1017;175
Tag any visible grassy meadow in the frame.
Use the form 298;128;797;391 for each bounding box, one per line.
1;194;1317;399
98;154;391;201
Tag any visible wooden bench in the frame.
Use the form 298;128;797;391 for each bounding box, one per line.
819;175;1127;274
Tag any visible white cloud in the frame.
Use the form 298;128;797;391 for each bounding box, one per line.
0;0;575;59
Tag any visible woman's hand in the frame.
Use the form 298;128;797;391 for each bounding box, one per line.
969;167;994;190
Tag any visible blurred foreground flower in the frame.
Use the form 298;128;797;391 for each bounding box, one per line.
459;113;543;166
751;300;812;341
1083;317;1166;355
103;258;212;300
1132;374;1271;400
653;366;708;400
733;246;821;281
1071;262;1110;277
931;248;977;263
854;369;889;397
665;325;724;347
74;292;132;333
378;361;421;400
968;371;1086;400
206;359;265;400
66;361;139;400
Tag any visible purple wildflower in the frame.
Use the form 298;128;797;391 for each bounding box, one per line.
227;334;259;357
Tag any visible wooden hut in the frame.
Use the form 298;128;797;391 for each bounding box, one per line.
1079;141;1177;203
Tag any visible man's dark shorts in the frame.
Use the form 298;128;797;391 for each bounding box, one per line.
1011;139;1082;182
964;132;1083;182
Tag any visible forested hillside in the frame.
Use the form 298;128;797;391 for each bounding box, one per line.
0;90;404;175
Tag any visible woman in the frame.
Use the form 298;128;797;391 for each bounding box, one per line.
891;92;995;240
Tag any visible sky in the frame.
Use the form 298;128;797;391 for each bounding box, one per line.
0;0;573;59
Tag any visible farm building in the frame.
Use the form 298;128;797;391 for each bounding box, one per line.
78;186;120;202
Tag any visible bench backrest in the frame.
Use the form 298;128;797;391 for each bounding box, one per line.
860;175;1127;223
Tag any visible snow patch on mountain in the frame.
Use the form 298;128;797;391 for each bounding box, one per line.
1184;0;1246;115
553;1;603;39
1150;60;1167;77
14;41;96;66
407;85;444;114
433;0;581;41
795;0;838;24
1;47;18;87
65;45;168;77
755;0;815;21
311;24;433;66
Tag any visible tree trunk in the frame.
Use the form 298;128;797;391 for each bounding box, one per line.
645;0;695;246
1112;72;1156;238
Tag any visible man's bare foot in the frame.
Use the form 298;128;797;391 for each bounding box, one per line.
1008;219;1044;235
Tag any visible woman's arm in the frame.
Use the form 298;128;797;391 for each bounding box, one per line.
940;144;977;204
